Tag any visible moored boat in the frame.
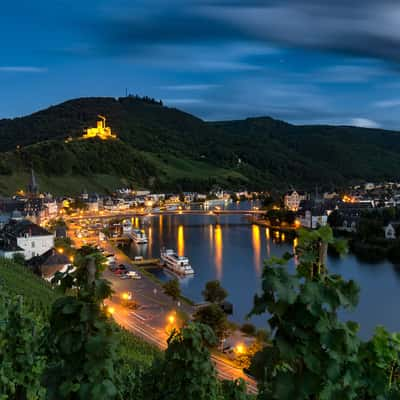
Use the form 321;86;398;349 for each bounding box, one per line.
129;229;148;244
160;248;194;275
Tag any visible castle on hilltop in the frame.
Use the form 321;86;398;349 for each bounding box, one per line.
82;115;117;140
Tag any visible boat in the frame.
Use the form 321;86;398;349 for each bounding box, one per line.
129;229;148;244
160;248;195;275
122;219;132;234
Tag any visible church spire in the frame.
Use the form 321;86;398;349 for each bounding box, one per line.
28;168;38;196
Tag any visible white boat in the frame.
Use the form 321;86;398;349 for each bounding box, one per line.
129;229;148;244
160;248;195;275
122;219;132;234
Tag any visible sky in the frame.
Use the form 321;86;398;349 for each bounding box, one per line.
2;0;400;129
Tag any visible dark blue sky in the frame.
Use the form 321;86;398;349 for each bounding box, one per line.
2;0;400;129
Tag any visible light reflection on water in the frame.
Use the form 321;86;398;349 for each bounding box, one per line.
214;224;223;279
122;202;400;338
252;224;261;274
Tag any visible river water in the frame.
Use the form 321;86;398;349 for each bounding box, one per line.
122;201;400;339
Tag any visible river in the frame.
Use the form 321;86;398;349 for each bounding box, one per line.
122;201;400;339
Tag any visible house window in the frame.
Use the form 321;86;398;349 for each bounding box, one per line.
31;242;35;248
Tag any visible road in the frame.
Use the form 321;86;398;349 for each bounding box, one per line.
108;299;258;393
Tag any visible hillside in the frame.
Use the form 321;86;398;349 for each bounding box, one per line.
1;96;400;194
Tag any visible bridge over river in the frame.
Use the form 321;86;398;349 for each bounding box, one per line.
66;208;266;222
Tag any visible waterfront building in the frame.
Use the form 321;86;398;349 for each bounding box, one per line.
384;222;400;240
284;190;307;211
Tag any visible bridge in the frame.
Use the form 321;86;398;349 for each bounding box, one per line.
65;208;266;222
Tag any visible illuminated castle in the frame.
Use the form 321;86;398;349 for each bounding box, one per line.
82;115;117;140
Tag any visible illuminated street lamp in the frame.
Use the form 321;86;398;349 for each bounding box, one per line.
235;343;246;355
121;292;132;301
106;306;115;316
57;247;64;254
167;314;175;325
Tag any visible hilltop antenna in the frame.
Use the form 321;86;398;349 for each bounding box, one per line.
125;88;128;97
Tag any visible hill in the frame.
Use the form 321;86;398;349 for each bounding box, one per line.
0;96;400;194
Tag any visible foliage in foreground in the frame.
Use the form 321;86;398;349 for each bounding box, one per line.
249;226;400;399
0;251;248;400
0;292;46;400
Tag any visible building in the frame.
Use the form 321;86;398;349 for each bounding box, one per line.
298;202;329;229
27;169;39;197
82;115;117;140
384;222;400;240
87;195;100;213
28;248;72;281
0;219;54;260
284;190;307;211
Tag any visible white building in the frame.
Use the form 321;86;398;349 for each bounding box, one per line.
384;222;400;240
299;211;328;229
284;190;307;211
0;219;54;260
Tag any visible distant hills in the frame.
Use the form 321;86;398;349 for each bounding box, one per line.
0;96;400;195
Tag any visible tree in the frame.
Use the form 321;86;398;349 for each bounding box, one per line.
358;326;400;398
240;323;256;336
193;304;230;341
163;279;181;301
202;280;228;304
44;246;117;399
144;323;221;400
357;218;384;241
249;226;363;399
0;292;46;399
327;209;343;228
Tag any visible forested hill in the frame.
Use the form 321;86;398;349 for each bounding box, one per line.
0;96;400;195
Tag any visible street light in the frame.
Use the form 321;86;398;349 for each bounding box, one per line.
106;306;115;316
167;314;175;324
235;343;246;355
121;292;132;301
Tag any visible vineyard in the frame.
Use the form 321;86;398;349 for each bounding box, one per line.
0;257;161;370
0;258;61;317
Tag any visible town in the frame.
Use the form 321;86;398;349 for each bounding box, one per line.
2;171;400;263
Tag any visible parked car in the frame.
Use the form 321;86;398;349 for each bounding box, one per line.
118;264;128;271
119;274;130;280
127;271;141;280
113;269;125;275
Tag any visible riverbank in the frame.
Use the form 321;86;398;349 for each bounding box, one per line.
333;229;400;264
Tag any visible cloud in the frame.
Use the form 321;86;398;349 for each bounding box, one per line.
200;1;400;63
350;118;380;128
94;1;400;64
0;66;47;73
374;99;400;108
